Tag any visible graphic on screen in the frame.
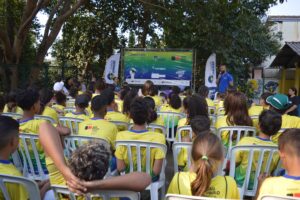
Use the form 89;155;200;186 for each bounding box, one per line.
124;50;193;86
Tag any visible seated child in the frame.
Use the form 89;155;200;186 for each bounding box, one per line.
160;93;182;113
248;92;272;117
257;129;300;199
102;89;129;131
198;85;215;108
92;79;106;98
115;97;166;181
78;94;118;150
0;116;49;200
52;91;67;116
141;80;162;107
39;88;59;123
234;110;281;189
65;94;90;120
3;91;23;115
168;133;240;199
144;96;164;129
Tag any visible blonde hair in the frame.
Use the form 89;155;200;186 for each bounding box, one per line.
191;133;224;196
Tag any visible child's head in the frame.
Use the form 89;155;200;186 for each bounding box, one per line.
288;87;297;96
0;116;19;154
75;94;89;110
190;115;211;138
0;95;5;113
39;88;54;114
159;92;167;103
197;86;209;98
266;94;291;115
259;110;282;137
69;86;79;99
130;97;148;125
185;95;208;124
171;86;181;95
168;93;181;110
94;79;106;92
144;96;157;124
55;91;67;107
278;129;300;168
120;86;130;100
5;91;17;112
191;133;224;196
216;93;225;101
101;88;115;106
68;141;111;181
224;91;252;126
16;88;40;113
142;80;154;96
260;92;272;107
91;95;108;117
123;90;138;115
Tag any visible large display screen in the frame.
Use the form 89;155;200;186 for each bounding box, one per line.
124;49;193;86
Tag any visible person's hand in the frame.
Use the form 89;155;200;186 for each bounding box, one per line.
258;173;270;188
63;167;87;194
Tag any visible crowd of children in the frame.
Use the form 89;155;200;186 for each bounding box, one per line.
0;77;300;200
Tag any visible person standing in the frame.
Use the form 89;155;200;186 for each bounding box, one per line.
216;64;233;94
285;87;299;116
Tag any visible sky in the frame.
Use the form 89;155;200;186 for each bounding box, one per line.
268;0;300;15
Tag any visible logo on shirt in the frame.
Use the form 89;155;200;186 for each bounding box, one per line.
84;125;99;134
287;193;300;197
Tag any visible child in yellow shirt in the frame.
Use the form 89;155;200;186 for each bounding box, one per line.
141;80;162;107
3;91;23;115
168;133;240;199
197;85;215;112
144;96;164;132
65;94;90;121
39;88;59;123
52;91;67;116
257;129;300;199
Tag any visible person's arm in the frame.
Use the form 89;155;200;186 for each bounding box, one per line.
38;122;86;194
55;124;71;136
116;158;126;173
77;172;151;193
255;173;270;200
216;73;222;85
285;105;298;114
152;159;163;176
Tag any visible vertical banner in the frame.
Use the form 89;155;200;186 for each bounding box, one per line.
104;53;120;84
205;53;217;99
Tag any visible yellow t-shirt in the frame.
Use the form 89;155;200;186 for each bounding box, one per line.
42;106;59;123
258;176;300;199
65;112;89;121
271;114;300;143
248;105;264;116
46;157;65;186
105;111;130;131
115;99;123;112
206;98;215;107
19;118;47;172
92;93;100;99
167;172;240;199
52;104;65;115
235;136;279;188
3;105;23;115
150;95;162;108
178;118;187;128
115;130;166;174
0;161;29;200
215;115;232;146
215;100;224;114
159;104;181;113
78;118;118;149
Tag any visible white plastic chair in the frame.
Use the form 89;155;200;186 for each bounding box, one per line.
166;194;221;200
10;151;23;172
217;126;257;158
229;145;280;199
208;106;216;115
34;115;56;124
66;99;75;107
209;115;217;126
52;185;140;200
128;123;167;134
64;107;76;114
18;133;48;180
177;125;217;142
2;112;22;119
157;112;186;143
64;135;109;158
109;120;129;131
59;116;83;135
0;174;41;200
172;142;192;173
115;140;167;200
261;195;300;200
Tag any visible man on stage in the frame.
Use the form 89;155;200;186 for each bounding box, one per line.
216;64;234;94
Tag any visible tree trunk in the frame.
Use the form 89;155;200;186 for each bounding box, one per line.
9;66;18;90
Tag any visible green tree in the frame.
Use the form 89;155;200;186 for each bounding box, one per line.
128;31;135;48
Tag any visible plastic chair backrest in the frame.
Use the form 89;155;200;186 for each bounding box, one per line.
10;151;23;172
229;145;279;198
128;123;167;134
18;133;48;180
66;99;75;107
2;112;22;120
176;125;218;142
261;195;300;200
64;107;76;114
217;126;256;157
52;185;140;200
172;142;192;173
208;106;216;115
209;115;217;126
109;120;129;131
115;140;167;177
64;135;109;158
0;174;41;200
166;194;219;200
34;115;55;124
217;107;225;116
157;111;186;142
59;116;83;135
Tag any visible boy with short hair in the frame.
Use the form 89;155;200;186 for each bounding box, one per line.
65;94;89;120
235;110;281;188
92;79;106;98
102;89;129;131
78;94;118;150
257;129;300;199
0;116;28;200
115;97;166;180
52;91;67;115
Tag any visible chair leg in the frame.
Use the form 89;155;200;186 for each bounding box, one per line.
160;184;166;200
150;184;159;200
